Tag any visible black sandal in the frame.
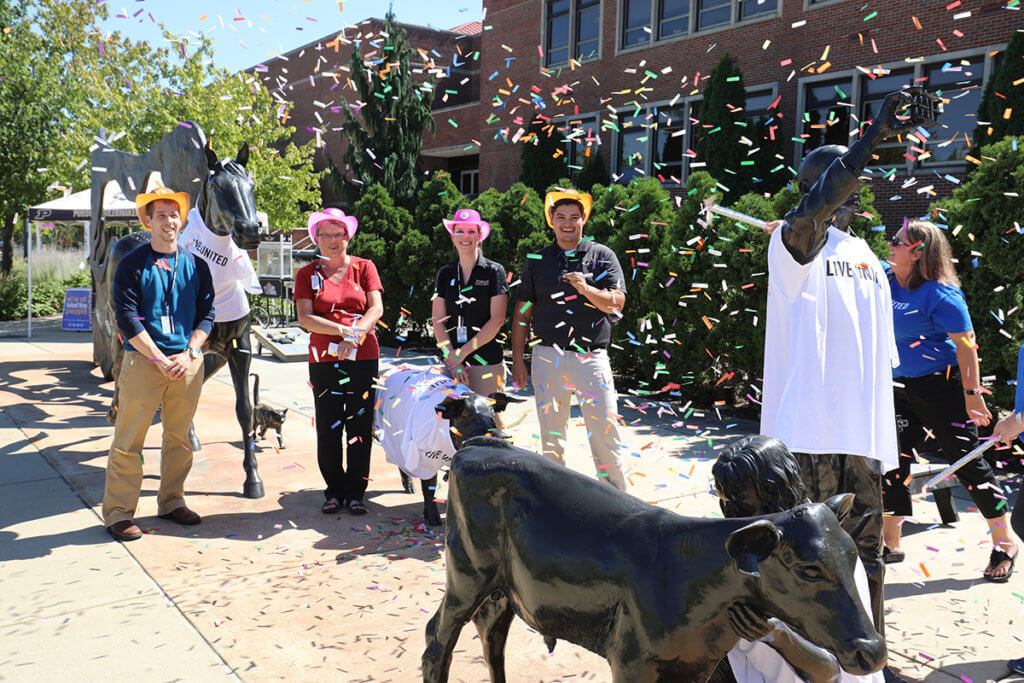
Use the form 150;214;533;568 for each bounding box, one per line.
883;547;905;564
321;498;340;514
347;499;368;515
983;548;1017;583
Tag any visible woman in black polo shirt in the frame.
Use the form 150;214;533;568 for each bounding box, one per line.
431;208;509;397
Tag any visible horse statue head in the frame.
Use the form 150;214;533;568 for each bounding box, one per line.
197;142;262;250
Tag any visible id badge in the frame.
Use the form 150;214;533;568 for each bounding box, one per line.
456;324;468;344
160;315;172;334
311;274;323;291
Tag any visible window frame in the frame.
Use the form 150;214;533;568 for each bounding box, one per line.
556;113;603;181
616;0;780;54
793;45;1006;176
608;95;705;188
542;0;604;68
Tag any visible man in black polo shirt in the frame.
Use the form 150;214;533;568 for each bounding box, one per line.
511;190;628;490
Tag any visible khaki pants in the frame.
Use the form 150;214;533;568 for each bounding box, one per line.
102;350;204;526
530;346;626;490
448;362;505;396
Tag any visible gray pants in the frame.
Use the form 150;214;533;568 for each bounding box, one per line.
531;346;626;490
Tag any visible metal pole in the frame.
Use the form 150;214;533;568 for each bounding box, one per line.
25;215;32;339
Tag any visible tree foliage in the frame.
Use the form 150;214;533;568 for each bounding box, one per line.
330;11;436;210
932;136;1024;409
574;150;611;193
694;54;752;204
974;31;1024;150
0;0;321;277
520;120;567;195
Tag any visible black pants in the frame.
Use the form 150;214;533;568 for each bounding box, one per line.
796;452;885;637
883;369;1005;519
309;359;378;503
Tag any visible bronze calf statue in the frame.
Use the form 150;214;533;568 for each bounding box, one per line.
423;441;885;682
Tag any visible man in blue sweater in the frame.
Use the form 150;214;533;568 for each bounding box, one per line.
103;187;215;541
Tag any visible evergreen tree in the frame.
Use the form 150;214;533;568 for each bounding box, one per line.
574;150;611;192
694;54;751;203
749;115;789;195
974;30;1024;150
519;120;568;195
331;11;436;210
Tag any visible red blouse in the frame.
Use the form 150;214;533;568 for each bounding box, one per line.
294;257;383;363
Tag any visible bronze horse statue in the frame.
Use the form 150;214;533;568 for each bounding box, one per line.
89;121;267;498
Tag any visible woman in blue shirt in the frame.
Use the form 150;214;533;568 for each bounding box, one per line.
881;220;1016;582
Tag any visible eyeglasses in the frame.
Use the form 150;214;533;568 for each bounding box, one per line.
888;235;911;248
318;233;348;241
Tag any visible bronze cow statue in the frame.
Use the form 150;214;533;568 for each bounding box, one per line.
423;440;886;682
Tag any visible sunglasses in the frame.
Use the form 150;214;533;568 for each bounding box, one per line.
888;235;911;248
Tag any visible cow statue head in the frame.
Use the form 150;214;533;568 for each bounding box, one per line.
197;141;262;250
435;392;525;449
725;494;887;676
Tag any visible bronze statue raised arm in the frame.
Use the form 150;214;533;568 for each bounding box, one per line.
783;88;941;263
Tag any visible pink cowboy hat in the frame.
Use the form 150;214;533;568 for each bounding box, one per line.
308;208;358;243
442;208;491;241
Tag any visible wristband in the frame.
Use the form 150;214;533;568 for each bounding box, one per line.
963;388;983;396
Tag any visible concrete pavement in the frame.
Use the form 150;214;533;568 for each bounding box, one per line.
1;316;1023;681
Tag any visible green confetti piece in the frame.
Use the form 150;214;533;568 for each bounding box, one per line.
863;10;877;20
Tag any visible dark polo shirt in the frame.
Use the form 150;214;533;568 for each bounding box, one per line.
516;239;626;351
433;254;509;365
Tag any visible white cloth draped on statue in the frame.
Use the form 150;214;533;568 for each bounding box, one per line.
180;208;261;322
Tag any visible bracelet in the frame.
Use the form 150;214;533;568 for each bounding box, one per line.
964;388;983;396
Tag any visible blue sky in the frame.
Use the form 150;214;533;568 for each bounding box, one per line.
97;0;485;72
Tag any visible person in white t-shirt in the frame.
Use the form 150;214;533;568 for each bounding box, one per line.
711;436;883;683
760;89;937;646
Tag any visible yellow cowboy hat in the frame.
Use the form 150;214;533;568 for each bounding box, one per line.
135;186;190;227
544;190;592;229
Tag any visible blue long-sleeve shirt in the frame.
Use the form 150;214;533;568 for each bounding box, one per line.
113;243;215;354
1015;344;1024;416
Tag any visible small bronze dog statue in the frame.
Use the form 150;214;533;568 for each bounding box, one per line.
251;373;287;449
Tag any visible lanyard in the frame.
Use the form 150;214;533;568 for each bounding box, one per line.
155;250;179;314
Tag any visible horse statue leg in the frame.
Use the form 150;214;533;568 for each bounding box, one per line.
198;316;263;498
227;316;263;498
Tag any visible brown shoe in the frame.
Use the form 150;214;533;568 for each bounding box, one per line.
158;507;201;526
107;520;143;541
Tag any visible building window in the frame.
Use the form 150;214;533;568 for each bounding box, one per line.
802;77;855;152
616;113;649;183
697;0;731;30
922;57;984;165
620;0;777;50
739;0;776;19
659;0;690;39
563;116;601;179
546;0;571;66
546;0;600;66
576;0;601;59
460;169;479;197
612;100;701;186
859;69;914;166
622;0;651;47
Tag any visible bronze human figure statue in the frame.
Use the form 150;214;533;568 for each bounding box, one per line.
759;88;941;638
423;438;886;682
89;123;266;498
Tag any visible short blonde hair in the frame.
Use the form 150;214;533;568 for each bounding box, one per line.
903;220;960;290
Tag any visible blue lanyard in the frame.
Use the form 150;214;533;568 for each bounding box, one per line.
155;251;179;315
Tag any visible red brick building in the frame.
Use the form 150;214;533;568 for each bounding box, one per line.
254;3;1023;225
250;18;484;203
481;0;1024;224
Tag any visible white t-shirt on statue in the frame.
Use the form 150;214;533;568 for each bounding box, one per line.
180;208;261;323
761;226;899;471
727;559;883;683
375;366;470;480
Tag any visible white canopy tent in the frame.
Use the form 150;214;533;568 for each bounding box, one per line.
23;185;138;338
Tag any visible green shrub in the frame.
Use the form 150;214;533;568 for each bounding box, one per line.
931;135;1024;407
0;258;91;320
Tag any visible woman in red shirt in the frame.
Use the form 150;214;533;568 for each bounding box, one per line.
295;208;383;515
